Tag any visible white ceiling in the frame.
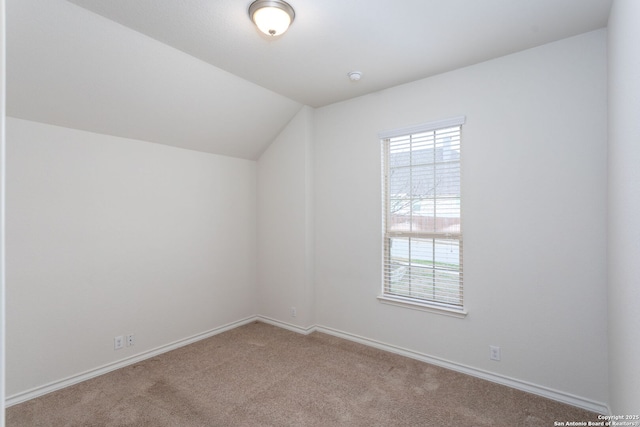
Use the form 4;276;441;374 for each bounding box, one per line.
6;0;612;159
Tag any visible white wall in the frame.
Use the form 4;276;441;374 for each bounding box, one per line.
313;30;608;407
607;0;640;414
1;0;6;423
257;106;315;328
5;118;257;397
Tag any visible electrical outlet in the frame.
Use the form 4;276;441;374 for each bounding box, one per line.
489;345;501;361
114;335;124;350
290;307;297;317
126;333;134;347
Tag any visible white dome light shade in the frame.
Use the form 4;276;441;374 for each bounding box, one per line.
249;0;295;37
253;7;290;35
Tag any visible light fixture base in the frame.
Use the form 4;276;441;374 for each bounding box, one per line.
249;0;295;37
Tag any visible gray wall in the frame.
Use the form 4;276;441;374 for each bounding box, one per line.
312;30;608;406
6;118;258;396
607;0;640;414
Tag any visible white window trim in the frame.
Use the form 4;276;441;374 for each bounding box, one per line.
378;116;466;140
377;294;468;318
379;115;467;317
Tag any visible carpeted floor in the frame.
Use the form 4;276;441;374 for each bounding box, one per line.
7;321;600;426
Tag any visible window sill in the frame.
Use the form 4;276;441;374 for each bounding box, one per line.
377;295;468;318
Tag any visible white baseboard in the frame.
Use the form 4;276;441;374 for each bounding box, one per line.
5;316;258;407
255;315;316;335
6;317;609;415
313;324;609;415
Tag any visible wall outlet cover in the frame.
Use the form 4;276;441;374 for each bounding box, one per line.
114;336;124;350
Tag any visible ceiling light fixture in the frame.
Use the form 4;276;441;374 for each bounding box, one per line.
249;0;295;37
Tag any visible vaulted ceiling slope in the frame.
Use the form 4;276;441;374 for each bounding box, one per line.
7;0;302;160
67;0;612;108
7;0;612;160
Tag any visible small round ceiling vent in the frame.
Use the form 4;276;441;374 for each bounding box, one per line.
348;71;363;81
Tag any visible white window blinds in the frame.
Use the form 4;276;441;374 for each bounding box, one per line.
381;117;465;310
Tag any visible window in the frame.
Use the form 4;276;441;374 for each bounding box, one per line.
379;116;465;316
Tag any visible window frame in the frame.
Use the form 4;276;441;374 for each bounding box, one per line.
378;116;467;318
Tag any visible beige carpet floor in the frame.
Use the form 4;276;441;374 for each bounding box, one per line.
7;321;600;426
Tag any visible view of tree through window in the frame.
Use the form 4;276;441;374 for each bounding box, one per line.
383;124;463;308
